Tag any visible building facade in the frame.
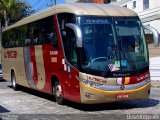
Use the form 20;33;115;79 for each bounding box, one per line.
65;0;108;3
112;0;160;33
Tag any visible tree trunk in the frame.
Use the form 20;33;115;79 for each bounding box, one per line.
3;10;8;27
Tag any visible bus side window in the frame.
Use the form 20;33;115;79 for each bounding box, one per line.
9;29;16;47
18;24;28;47
28;22;40;45
36;20;45;45
45;16;58;48
2;32;7;48
33;29;39;45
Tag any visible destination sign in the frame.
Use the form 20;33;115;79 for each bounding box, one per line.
83;18;111;24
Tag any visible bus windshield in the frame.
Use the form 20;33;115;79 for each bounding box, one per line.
79;16;148;77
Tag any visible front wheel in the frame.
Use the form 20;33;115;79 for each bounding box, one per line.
55;81;64;105
11;72;18;90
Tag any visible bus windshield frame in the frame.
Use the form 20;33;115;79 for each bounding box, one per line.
76;16;149;77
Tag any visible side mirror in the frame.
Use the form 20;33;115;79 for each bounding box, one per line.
144;25;159;47
65;23;82;47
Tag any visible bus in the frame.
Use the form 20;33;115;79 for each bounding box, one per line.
1;3;159;104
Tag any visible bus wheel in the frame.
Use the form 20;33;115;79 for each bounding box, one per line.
11;72;18;90
55;81;64;105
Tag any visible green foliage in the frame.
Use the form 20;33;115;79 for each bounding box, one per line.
0;0;33;26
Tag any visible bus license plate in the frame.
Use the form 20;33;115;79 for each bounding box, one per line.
116;94;128;99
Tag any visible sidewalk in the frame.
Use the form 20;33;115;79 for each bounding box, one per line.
149;57;160;81
151;80;160;88
148;44;160;87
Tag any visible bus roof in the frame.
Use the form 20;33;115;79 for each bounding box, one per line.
3;3;137;31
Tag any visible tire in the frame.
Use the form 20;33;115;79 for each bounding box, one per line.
55;81;64;105
11;72;18;90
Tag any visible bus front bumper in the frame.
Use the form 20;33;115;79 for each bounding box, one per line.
80;82;151;104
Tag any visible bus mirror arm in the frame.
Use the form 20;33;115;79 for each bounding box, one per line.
65;23;83;47
144;25;159;47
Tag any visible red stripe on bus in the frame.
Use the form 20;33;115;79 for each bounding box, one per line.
41;15;63;93
53;15;81;102
54;15;63;49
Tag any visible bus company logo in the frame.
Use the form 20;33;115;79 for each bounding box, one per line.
137;73;149;82
120;85;125;90
88;76;107;84
4;51;17;59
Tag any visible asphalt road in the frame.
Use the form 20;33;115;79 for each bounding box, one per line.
0;80;160;120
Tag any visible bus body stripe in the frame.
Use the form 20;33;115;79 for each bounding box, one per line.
23;46;36;88
124;77;130;85
35;45;46;90
30;46;38;86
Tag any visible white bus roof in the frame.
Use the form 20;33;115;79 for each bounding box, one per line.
3;3;137;31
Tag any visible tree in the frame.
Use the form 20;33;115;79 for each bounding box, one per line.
0;0;32;27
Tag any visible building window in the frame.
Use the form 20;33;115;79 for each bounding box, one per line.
132;1;136;9
123;5;127;8
111;0;117;2
143;0;149;10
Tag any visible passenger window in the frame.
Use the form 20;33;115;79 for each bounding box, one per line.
2;16;58;48
45;17;58;48
28;16;58;47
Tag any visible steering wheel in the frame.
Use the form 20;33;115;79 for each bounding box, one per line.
91;57;108;62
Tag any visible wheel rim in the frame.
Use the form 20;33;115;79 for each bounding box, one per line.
56;84;62;99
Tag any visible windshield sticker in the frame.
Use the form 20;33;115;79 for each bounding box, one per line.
121;60;127;67
68;66;71;72
115;61;120;68
83;19;110;24
108;64;120;71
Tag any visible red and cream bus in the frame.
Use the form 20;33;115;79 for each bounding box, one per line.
1;3;159;104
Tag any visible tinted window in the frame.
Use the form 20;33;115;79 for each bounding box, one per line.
27;16;58;46
2;16;58;48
